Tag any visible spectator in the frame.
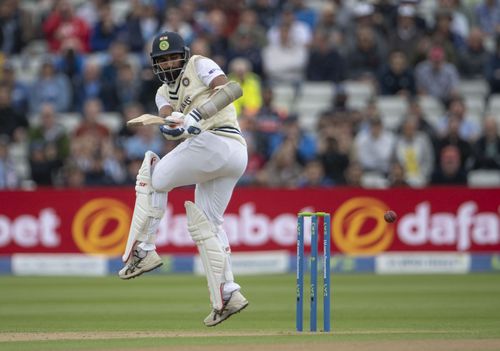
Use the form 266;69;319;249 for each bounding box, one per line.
262;20;308;88
178;0;204;35
255;138;303;188
101;138;127;185
314;2;344;48
73;98;110;140
329;85;356;116
101;41;130;82
266;5;312;47
378;50;416;96
239;129;266;186
29;57;73;114
61;162;85;188
69;135;100;184
474;0;500;37
252;85;288;160
250;0;279;30
472;117;500;169
388;5;425;66
28;103;70;161
229;8;267;48
73;60;105;112
123;124;163;161
158;6;194;46
268;116;316;165
353;116;396;174
55;38;86;105
118;102;145;140
298;158;334;187
0;136;18;188
288;0;319;31
76;0;108;29
344;161;363;187
27;104;68;187
43;0;90;53
89;1;125;52
122;0;160;53
227;26;264;77
100;41;131;109
372;0;398;38
122;157;142;185
29;141;64;186
190;37;211;57
104;62;140;111
436;96;481;142
388;161;409;187
438;0;470;39
0;84;28;140
306;29;347;83
0;0;33;55
0;61;29;116
227;57;262;117
137;61;162;114
401;97;437;142
346;25;387;80
434;115;473;172
345;2;388;55
457;27;489;79
394;116;435;187
429;9;465;62
317;132;351;185
199;9;230;68
415;45;460;105
431;145;468;185
485;35;500;94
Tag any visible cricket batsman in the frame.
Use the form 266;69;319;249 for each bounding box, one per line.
118;31;248;326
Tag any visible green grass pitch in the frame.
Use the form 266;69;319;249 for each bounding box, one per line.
1;274;500;350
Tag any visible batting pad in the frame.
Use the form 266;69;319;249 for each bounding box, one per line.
122;151;166;262
185;201;231;311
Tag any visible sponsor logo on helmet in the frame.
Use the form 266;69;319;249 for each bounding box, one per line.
182;77;190;86
159;40;169;51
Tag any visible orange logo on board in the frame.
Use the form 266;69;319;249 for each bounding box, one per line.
72;198;131;255
333;197;394;254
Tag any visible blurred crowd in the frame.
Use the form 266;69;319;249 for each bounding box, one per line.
1;0;500;189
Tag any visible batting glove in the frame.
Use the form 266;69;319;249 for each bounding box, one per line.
160;112;188;140
183;109;202;135
159;124;187;140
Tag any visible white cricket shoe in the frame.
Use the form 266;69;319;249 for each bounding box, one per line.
204;290;249;327
118;245;163;280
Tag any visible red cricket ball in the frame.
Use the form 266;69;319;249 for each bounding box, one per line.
384;210;397;223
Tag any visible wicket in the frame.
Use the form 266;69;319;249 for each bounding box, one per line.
296;211;331;332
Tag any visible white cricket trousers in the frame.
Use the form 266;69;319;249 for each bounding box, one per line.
151;131;247;231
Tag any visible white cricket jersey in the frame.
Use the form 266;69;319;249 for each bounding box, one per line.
155;55;245;145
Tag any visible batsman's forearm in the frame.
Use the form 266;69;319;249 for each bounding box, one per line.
196;81;242;119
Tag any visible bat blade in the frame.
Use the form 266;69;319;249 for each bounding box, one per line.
127;114;167;126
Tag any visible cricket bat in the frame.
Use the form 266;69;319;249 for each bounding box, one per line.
127;114;168;127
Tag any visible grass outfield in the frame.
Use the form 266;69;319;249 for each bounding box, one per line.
1;274;500;350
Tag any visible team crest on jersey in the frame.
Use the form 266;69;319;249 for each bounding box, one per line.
182;77;190;86
159;40;169;51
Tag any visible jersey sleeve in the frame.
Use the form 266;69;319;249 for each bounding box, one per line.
155;91;171;111
195;57;225;87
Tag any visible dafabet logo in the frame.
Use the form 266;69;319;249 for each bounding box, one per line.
333;197;395;254
72;198;131;255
